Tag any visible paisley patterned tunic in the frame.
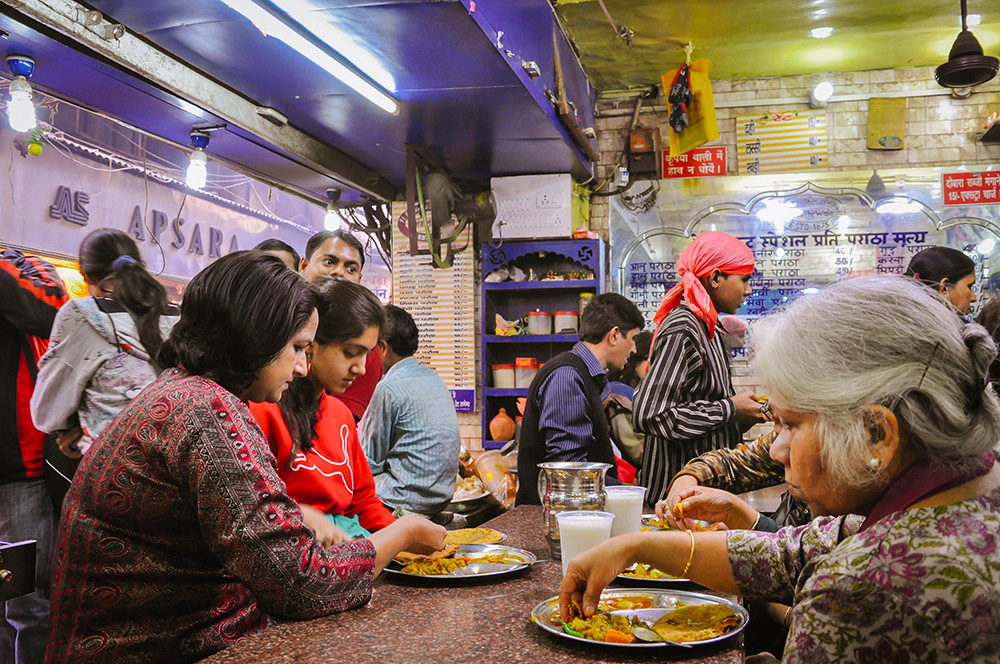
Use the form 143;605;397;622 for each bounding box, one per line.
46;369;376;664
728;465;1000;663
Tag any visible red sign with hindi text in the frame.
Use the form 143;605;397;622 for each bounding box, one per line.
942;170;1000;206
661;147;727;179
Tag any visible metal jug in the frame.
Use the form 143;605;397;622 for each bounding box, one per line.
537;461;611;559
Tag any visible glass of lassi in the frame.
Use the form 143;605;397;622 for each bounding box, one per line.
554;510;615;576
604;485;647;538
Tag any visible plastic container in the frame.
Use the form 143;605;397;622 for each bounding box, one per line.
515;357;539;388
526;310;552;335
554;310;579;334
579;292;594;315
492;363;515;389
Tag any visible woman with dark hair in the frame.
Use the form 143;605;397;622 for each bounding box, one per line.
45;253;445;664
31;229;179;497
904;245;977;315
250;277;394;544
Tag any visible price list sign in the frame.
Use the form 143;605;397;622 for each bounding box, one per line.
736;110;828;175
624;228;936;361
391;202;476;412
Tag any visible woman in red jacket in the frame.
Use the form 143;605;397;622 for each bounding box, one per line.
251;277;393;545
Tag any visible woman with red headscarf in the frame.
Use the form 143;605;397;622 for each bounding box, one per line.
633;231;768;503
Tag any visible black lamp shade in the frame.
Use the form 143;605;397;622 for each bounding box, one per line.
935;30;1000;88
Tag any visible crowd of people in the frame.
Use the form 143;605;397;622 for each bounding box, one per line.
2;225;999;663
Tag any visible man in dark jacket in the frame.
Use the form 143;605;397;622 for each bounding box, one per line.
0;248;67;663
516;293;644;505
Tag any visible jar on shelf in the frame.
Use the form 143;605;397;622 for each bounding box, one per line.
492;363;515;389
579;292;594;315
554;310;579;334
515;357;539;388
526;310;552;335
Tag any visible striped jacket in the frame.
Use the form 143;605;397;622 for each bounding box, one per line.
633;303;741;503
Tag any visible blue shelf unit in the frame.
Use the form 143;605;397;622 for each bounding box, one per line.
480;239;606;449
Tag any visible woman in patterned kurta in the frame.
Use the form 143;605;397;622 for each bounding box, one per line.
45;253;446;664
559;276;1000;662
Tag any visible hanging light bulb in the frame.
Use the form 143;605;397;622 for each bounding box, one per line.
186;130;210;190
323;188;342;230
6;56;37;133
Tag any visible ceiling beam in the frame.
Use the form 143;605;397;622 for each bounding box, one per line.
2;0;398;202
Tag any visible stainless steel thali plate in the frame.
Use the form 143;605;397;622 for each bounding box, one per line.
616;563;688;584
384;543;535;579
530;588;748;648
641;514;713;531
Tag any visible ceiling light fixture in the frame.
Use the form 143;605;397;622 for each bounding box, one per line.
935;0;998;88
810;27;833;39
324;188;342;231
219;0;399;114
186;130;210;190
809;81;834;108
6;55;37;133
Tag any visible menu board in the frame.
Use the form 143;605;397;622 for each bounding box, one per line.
391;202;476;412
736;110;828;175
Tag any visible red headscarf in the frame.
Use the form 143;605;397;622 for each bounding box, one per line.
653;231;756;338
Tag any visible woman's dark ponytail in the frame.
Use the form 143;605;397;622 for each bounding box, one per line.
79;229;169;364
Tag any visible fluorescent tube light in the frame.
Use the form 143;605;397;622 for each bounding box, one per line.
220;0;399;114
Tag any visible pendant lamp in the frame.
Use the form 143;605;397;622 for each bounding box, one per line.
935;0;998;88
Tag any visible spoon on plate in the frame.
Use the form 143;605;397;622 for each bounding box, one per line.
631;623;692;648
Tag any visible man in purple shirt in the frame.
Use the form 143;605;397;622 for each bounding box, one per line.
516;293;644;505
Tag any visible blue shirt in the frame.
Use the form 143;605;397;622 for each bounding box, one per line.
535;342;612;464
359;356;460;515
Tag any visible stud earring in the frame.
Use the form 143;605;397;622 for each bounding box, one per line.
869;457;881;470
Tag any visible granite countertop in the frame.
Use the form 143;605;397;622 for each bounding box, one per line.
200;506;744;664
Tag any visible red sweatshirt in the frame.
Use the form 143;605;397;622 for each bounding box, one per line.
250;395;395;532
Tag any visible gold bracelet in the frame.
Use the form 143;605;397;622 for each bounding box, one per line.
750;511;761;530
679;529;696;578
783;605;793;628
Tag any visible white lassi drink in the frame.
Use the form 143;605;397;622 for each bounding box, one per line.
604;486;647;538
555;511;615;576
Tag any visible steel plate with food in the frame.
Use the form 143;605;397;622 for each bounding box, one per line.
385;543;536;579
616;563;687;583
640;515;717;531
530;588;748;648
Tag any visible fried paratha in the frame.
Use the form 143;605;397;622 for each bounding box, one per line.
443;527;504;545
651;603;739;643
393;542;460;564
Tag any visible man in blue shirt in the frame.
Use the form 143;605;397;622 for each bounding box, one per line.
516;293;644;505
360;305;460;516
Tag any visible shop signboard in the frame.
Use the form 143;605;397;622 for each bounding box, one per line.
390;202;476;412
660;146;726;178
942;170;1000;206
736;110;828;175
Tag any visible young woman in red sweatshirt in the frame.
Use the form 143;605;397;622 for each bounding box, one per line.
250;277;394;545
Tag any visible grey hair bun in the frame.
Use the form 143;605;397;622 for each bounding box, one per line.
963;322;997;386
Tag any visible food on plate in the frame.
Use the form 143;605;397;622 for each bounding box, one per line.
455;552;526;565
651;604;740;643
620;563;669;579
401;557;466;575
444;527;504;545
599;594;655;611
642;516;720;531
452;475;486;502
551;601;636;644
393;542;460;565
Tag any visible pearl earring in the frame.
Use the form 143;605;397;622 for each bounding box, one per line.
869;457;881;470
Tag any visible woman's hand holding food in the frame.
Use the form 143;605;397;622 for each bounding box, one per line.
558;534;635;621
672;486;759;530
658;475;699;530
369;514;447;575
299;504;351;547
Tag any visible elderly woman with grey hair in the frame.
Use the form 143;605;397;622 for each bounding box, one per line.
559;276;1000;663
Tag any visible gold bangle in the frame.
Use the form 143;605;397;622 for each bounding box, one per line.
679;529;696;578
750;511;761;530
783;605;793;628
